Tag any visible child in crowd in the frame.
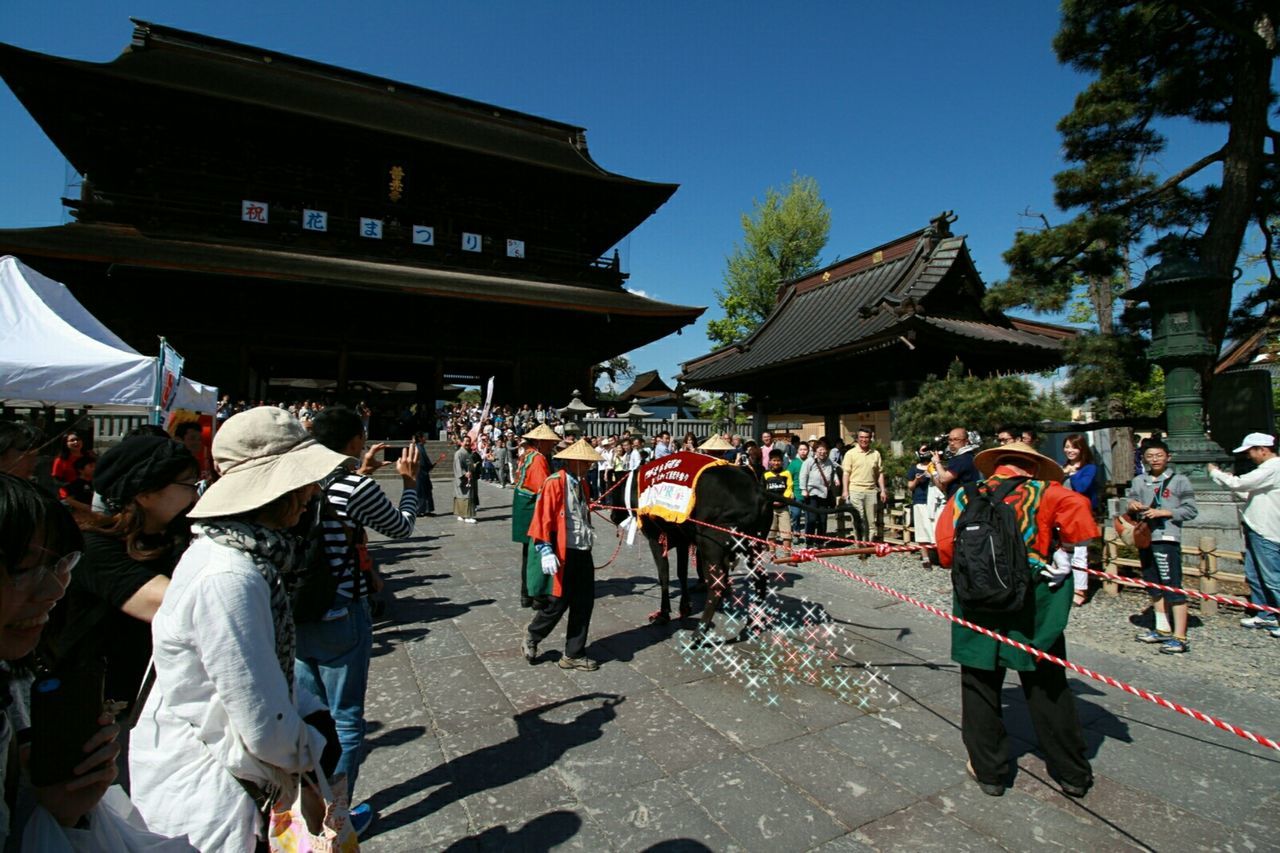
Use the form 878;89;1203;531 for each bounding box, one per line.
1130;441;1199;654
62;453;96;514
763;449;794;555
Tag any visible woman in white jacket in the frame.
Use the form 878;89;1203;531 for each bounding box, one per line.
130;407;351;851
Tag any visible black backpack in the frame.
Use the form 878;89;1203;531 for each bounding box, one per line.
288;472;357;623
951;477;1031;613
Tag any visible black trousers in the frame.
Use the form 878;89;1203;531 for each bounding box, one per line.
520;541;532;606
527;549;595;658
960;637;1092;787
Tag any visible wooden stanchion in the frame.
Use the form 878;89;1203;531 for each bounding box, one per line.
1199;535;1218;617
1103;525;1120;597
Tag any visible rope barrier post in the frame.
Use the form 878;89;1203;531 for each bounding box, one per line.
1199;534;1218;617
1103;524;1121;597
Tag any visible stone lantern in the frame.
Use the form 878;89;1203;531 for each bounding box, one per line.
558;389;596;424
623;398;651;436
1121;250;1231;485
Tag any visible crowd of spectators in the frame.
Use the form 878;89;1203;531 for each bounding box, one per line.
0;400;1274;844
0;405;426;847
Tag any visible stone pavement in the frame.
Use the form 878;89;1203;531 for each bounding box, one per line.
357;481;1280;852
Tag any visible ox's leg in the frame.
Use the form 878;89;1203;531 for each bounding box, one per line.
647;531;672;625
676;540;693;619
697;540;732;634
743;543;771;638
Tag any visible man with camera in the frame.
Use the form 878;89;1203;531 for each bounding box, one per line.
933;427;980;498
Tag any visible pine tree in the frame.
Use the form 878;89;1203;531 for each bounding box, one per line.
706;174;830;349
891;360;1063;449
986;1;1278;480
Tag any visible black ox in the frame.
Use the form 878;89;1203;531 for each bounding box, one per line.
610;460;772;632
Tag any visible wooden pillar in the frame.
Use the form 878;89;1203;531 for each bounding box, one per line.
1103;525;1120;597
824;412;841;445
238;345;252;399
1199;535;1218;616
752;409;767;441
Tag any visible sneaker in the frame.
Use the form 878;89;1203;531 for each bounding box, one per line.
557;656;600;671
1159;637;1190;654
1269;627;1280;639
521;635;538;664
348;802;374;838
456;515;464;522
1135;629;1171;644
965;760;1004;797
464;517;477;525
1240;614;1279;629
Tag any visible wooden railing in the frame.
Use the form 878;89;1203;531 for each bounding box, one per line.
1100;527;1246;615
577;417;718;441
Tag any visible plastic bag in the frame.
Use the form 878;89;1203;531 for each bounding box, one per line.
23;785;197;852
266;771;358;853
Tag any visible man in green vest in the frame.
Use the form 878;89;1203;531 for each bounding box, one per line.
513;423;559;607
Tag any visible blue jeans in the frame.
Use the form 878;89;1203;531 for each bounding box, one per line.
789;504;805;537
1242;525;1280;611
295;599;373;798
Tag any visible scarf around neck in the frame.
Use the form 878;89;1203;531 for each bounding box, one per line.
194;520;299;692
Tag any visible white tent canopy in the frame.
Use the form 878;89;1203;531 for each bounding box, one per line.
0;255;217;411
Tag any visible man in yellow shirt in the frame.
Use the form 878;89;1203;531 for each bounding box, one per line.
841;428;887;548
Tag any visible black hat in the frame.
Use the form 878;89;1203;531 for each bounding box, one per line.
94;436;196;511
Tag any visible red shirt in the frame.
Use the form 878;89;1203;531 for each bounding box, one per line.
935;465;1098;568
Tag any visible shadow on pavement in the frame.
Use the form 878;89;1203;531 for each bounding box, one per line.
439;810;583;852
364;693;624;838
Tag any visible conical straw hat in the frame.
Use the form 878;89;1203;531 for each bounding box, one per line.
522;423;560;442
698;434;733;451
974;441;1064;482
554;437;602;463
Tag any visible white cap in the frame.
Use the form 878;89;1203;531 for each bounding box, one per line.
1232;432;1276;453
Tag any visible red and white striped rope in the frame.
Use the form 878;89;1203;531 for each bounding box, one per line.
1079;566;1280;616
674;514;1280;753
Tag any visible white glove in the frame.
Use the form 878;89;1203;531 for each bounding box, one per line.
540;553;559;576
1040;549;1072;588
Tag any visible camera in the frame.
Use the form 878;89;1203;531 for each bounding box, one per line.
927;435;952;459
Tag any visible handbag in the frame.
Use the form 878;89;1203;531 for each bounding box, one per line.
266;771;359;853
1113;512;1152;548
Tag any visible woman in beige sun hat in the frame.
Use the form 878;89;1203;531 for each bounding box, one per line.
130;407;353;851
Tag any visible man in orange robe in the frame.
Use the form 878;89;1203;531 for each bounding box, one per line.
522;439;601;671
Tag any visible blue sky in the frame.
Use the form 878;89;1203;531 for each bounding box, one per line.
0;2;1253;390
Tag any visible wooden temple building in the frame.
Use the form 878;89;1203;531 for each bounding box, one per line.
679;213;1074;443
0;20;703;403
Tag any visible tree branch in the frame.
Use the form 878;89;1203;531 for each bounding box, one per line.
1175;1;1263;48
1259;212;1279;288
1119;146;1226;211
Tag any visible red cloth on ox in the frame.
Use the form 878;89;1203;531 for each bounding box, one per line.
636;451;729;525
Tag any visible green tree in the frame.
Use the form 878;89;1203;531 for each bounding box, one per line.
695;391;748;430
987;1;1278;479
706;174;831;348
891;360;1063;449
592;355;635;395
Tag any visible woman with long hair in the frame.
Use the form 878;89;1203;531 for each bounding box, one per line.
1061;433;1099;605
52;429;96;513
0;474;120;841
130;407;348;850
48;436;199;728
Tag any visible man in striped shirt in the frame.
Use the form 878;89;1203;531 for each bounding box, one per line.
306;407;420;834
